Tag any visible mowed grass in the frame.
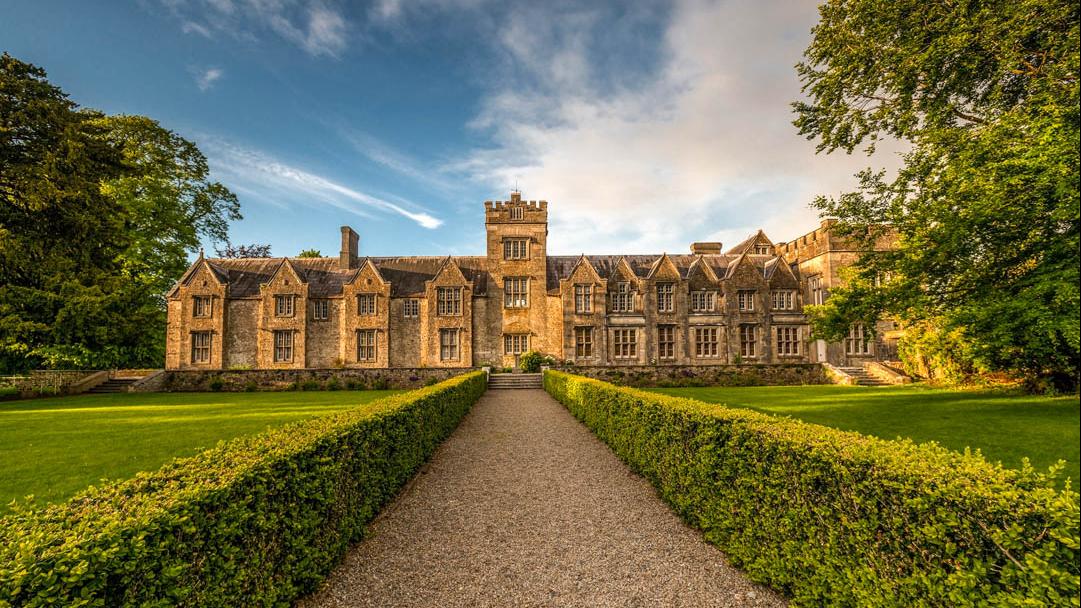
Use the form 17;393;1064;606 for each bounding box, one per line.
0;390;401;511
650;384;1080;487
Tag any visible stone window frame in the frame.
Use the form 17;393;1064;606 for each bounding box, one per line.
738;324;757;358
509;205;524;221
694;326;721;358
809;275;825;306
770;289;796;311
357;329;377;361
657;324;676;359
274;294;295;317
610;282;635;313
439;328;461;361
503;238;529;260
437;287;463;316
690;290;716;313
403;299;420;318
573;284;592;314
753;244;772;255
504;277;530;308
776;326;801;356
845;323;873;356
190;331;211;364
356;293;377;316
737;290;755;312
192;295;213;318
656;282;675;313
574;326;594;359
503;333;529;355
312;299;329;321
613;328;638;359
273;330;294;362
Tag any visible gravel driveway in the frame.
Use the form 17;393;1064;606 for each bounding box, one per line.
297;388;786;608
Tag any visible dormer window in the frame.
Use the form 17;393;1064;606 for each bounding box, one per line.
656;283;675;313
193;296;212;317
357;293;377;316
771;290;795;310
275;295;295;317
611;282;634;313
754;244;771;255
510;206;524;220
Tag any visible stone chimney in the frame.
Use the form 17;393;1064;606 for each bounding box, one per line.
690;242;723;255
339;226;359;270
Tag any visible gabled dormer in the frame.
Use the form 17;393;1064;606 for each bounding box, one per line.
727;229;774;256
168;251;228;370
257;258;310;369
561;256;605;317
766;257;801;313
687;256;722;314
341;258;391;368
422;257;473;367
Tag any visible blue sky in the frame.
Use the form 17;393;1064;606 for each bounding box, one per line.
2;0;899;259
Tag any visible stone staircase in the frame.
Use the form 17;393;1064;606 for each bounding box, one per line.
86;377;139;394
836;367;891;387
487;373;544;390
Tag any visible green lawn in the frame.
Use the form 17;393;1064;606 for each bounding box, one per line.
0;390;401;511
650;384;1080;487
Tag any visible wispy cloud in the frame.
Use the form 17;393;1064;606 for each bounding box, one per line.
204;139;444;229
452;0;905;254
192;66;224;91
163;0;349;57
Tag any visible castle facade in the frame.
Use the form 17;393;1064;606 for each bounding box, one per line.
166;193;895;370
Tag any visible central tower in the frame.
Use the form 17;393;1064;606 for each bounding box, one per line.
484;192;551;366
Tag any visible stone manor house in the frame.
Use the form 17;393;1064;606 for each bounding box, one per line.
166;193;896;371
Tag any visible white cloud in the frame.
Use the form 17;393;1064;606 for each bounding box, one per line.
166;0;349;57
193;66;224;90
455;0;905;254
205;139;444;229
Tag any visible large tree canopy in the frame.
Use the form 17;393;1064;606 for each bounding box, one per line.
796;0;1079;388
0;54;239;372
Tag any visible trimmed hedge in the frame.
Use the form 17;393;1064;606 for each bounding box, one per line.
0;371;486;607
544;370;1079;606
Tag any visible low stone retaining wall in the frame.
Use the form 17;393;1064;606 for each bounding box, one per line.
554;364;828;388
146;368;477;392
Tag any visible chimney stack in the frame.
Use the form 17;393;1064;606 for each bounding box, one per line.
690;242;723;255
339;226;359;270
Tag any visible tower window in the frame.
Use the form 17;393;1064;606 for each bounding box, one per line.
503;238;529;260
510;206;524;220
504;277;529;308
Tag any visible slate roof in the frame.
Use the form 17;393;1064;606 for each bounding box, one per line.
192;256;489;298
544;254;779;292
726;230;772;255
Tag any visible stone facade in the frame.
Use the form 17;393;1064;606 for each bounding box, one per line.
556;363;828;388
166;193;893;371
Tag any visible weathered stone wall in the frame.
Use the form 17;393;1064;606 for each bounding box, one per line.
152;367;476;392
555;363;828;388
13;370;99;393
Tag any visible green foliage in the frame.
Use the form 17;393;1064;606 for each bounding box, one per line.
297;248;322;258
0;372;485;606
207;376;224;392
795;0;1080;388
518;350;552;373
299;379;322;391
545;371;1080;606
0;54;240;373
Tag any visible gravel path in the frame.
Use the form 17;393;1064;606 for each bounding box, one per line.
297;389;786;608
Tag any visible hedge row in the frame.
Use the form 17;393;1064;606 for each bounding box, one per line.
0;371;487;607
543;370;1079;606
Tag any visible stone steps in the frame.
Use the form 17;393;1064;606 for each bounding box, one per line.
836;367;891;387
487;373;543;390
86;378;138;394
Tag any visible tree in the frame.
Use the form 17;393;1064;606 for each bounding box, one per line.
0;54;241;372
215;242;272;258
794;0;1079;389
297;249;322;258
